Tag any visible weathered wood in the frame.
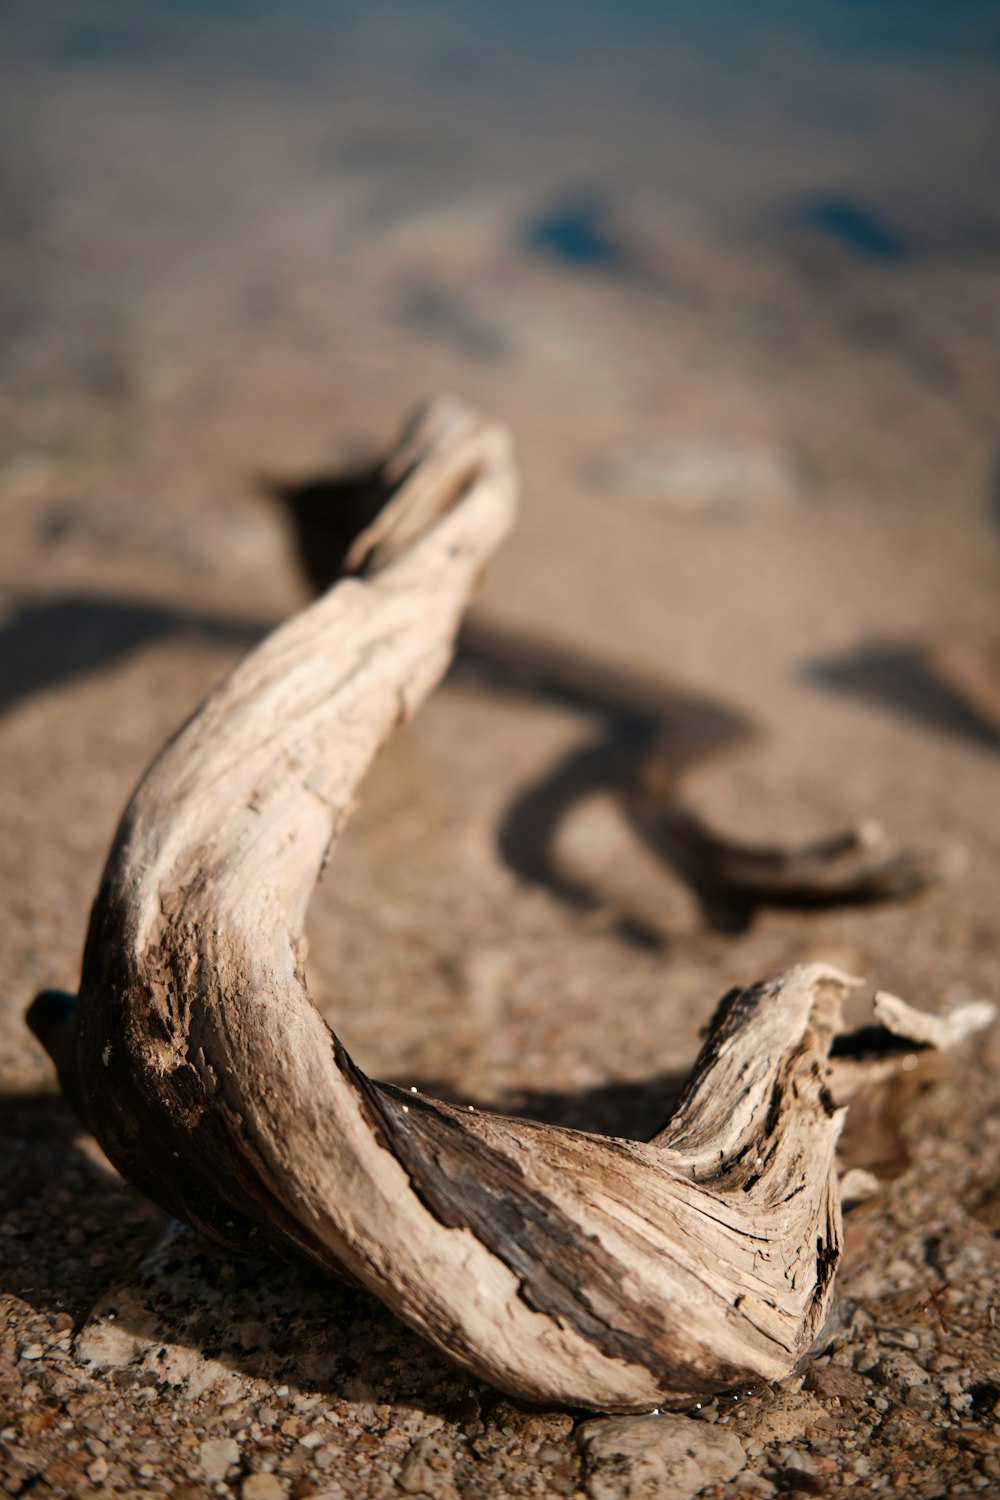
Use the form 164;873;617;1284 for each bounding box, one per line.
27;399;993;1411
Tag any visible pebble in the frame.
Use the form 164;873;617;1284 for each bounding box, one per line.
199;1436;240;1481
242;1476;289;1500
770;1466;826;1495
886;1258;919;1289
397;1434;458;1499
784;1449;820;1474
804;1365;871;1402
903;1386;939;1416
877;1327;920;1351
873;1353;929;1390
737;1393;829;1446
594;441;799;517
578;1413;745;1500
735;1477;776;1498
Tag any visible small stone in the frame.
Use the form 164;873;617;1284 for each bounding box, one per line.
199;1437;240;1481
885;1258;918;1289
874;1354;929;1391
44;1458;89;1491
242;1476;289;1500
771;1467;827;1495
954;1427;1000;1454
784;1450;819;1475
288;1484;326;1500
878;1327;921;1350
19;1345;43;1361
740;1394;830;1447
80;1415;111;1439
903;1385;939;1416
397;1435;458;1499
277;1449;311;1478
579;1413;745;1500
804;1365;871;1402
86;1456;109;1483
594;441;799;518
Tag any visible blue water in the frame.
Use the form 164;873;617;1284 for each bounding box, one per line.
4;0;1000;267
787;198;913;264
34;1;1000;73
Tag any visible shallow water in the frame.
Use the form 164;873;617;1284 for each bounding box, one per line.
4;0;999;263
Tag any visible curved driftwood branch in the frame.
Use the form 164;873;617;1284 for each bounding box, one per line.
28;399;993;1411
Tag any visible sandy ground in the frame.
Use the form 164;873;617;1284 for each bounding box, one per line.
2;4;1000;1496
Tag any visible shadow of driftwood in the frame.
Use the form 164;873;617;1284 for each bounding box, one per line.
394;1069;691;1144
268;463;764;937
272;468;954;940
78;1219;479;1419
0;1088;164;1321
810;644;1000;751
451;616;754;941
0;596;268;716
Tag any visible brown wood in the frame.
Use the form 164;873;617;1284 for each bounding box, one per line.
27;399;993;1411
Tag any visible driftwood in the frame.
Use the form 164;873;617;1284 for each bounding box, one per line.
28;399;993;1411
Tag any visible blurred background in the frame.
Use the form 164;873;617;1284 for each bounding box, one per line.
2;0;1000;1094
